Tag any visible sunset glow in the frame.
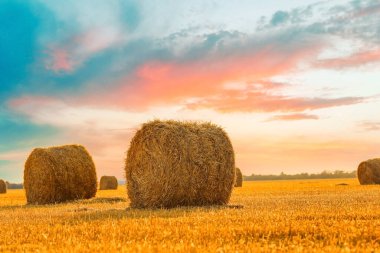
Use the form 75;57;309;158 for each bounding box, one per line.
1;0;380;182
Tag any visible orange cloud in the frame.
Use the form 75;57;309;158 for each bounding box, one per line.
358;121;380;131
186;89;364;113
316;49;380;69
100;41;324;110
79;38;367;114
269;113;319;121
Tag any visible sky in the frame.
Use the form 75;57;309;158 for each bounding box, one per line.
1;0;380;182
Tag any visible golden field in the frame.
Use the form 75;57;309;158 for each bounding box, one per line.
1;179;380;252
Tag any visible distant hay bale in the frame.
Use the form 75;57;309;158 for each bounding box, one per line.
0;179;6;194
24;144;97;204
99;176;118;190
357;158;380;185
235;168;243;187
125;120;235;208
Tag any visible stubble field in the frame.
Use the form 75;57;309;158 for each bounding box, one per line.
0;179;379;252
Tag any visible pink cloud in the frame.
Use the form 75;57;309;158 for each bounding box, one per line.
268;113;319;121
316;49;380;69
45;28;122;73
358;121;380;131
353;4;380;18
40;30;367;115
71;36;369;114
46;49;74;72
186;89;364;113
8;96;62;109
73;28;122;55
93;40;325;111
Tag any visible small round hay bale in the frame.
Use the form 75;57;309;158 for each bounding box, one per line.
357;158;380;185
99;176;118;190
125;120;235;208
235;168;243;187
24;144;98;204
0;179;6;194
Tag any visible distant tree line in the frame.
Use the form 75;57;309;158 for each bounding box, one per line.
3;171;357;187
6;181;23;189
244;170;356;181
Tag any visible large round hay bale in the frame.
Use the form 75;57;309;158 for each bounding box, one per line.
0;179;6;194
235;168;243;187
99;176;118;190
24;144;97;204
125;120;235;208
357;158;380;185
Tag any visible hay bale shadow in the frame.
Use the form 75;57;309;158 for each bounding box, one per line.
75;197;127;204
126;204;244;211
71;204;244;222
0;204;30;210
188;204;244;210
8;202;74;209
227;204;244;209
69;207;95;212
0;197;127;211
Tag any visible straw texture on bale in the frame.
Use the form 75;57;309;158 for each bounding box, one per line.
125;120;235;208
99;176;118;190
24;145;97;204
0;179;6;194
357;158;380;185
235;168;243;187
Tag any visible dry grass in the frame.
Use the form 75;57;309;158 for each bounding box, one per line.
1;179;379;252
